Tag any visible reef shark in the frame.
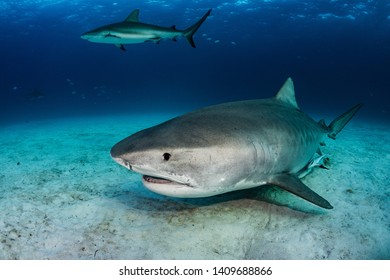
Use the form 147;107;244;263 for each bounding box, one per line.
81;9;211;50
110;78;362;209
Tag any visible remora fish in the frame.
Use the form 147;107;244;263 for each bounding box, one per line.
110;78;362;209
81;9;211;50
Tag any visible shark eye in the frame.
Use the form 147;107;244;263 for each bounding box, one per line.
162;153;171;161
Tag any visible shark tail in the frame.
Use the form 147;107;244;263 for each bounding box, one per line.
184;9;211;48
326;103;363;139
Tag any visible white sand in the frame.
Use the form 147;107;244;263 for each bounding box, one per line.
0;115;389;259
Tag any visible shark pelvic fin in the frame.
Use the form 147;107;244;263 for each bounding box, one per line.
125;9;140;22
275;77;300;110
268;173;333;209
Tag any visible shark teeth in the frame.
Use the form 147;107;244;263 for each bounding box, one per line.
142;175;192;188
143;175;173;184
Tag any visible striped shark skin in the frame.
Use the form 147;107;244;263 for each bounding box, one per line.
111;78;362;209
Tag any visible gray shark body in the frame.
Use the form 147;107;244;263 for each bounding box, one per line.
81;9;211;50
111;78;362;209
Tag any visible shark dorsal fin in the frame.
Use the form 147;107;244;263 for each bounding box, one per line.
125;9;140;22
275;77;300;110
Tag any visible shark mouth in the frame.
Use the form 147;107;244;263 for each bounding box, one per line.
141;173;201;198
142;175;178;185
142;175;191;187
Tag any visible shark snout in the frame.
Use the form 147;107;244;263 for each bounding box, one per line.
112;157;132;170
81;30;100;41
81;33;91;40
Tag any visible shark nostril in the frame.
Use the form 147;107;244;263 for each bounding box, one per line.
112;157;132;170
124;161;132;170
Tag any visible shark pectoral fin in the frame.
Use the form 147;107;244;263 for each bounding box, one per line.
115;44;126;51
268;174;333;209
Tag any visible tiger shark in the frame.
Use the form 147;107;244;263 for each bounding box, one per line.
110;78;362;209
81;9;211;51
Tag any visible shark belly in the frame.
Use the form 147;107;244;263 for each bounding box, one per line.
112;34;152;44
86;33;151;44
103;30;183;44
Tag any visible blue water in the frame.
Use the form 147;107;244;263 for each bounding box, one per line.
1;0;389;123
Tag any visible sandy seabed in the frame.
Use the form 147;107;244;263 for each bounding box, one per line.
0;114;389;260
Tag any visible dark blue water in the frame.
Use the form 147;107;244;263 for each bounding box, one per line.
1;0;389;123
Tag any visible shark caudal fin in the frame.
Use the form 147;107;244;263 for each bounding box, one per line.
184;9;211;48
326;103;363;139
